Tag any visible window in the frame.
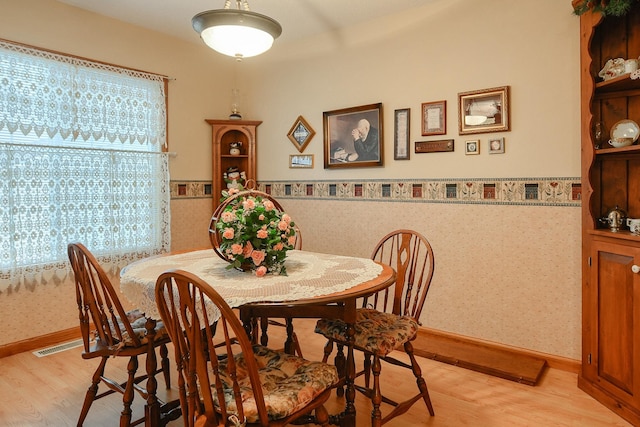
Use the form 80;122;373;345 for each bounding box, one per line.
0;40;170;293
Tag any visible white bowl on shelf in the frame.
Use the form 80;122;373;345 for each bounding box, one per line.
608;137;634;148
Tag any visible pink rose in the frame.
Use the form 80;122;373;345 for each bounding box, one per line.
288;236;297;246
221;211;235;223
243;241;254;257
278;220;288;231
263;200;274;211
257;229;268;239
282;214;291;224
273;242;284;251
222;228;234;239
228;188;240;196
255;266;267;277
231;243;243;255
242;198;255;211
259;214;265;221
251;250;266;266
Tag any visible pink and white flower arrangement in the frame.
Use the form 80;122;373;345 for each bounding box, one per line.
216;188;296;276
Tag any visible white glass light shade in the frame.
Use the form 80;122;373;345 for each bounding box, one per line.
192;10;282;59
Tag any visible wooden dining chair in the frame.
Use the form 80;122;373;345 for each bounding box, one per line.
314;229;436;427
67;242;180;427
154;269;338;427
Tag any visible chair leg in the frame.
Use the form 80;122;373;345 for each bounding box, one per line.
242;317;256;343
291;331;303;358
120;356;138;427
334;343;346;397
405;341;434;416
160;343;171;389
77;356;108;426
370;354;383;427
322;339;345;397
321;339;333;363
246;317;259;344
259;316;269;347
315;404;330;427
284;318;304;357
145;339;161;426
363;353;372;388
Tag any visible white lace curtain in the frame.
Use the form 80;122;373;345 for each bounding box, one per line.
0;40;170;294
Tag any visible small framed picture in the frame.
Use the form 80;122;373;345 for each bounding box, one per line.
488;137;505;154
421;100;446;136
289;154;314;168
458;86;510;135
394;108;410;160
465;140;480;155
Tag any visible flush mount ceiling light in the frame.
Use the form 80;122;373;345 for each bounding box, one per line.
192;0;282;60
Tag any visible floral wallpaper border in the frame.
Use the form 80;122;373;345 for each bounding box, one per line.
170;177;581;207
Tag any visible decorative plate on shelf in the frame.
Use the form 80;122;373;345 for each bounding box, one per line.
611;119;640;143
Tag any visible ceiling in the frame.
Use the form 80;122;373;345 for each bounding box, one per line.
56;0;438;46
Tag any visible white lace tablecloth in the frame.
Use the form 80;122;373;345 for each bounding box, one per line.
120;249;382;320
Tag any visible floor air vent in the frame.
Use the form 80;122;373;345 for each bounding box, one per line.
32;339;83;357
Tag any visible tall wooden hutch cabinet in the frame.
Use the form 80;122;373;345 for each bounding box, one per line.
577;3;640;425
206;119;261;210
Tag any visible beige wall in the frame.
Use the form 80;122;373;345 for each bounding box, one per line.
0;0;584;361
240;0;580;181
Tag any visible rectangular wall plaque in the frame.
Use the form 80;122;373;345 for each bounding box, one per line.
415;139;455;153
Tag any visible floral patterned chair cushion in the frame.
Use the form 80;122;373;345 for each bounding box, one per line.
108;308;168;347
215;344;338;423
315;308;419;356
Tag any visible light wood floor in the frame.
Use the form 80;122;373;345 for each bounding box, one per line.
0;319;632;427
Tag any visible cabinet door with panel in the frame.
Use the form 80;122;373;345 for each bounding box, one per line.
583;239;640;419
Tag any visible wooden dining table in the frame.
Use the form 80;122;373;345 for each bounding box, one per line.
120;248;395;427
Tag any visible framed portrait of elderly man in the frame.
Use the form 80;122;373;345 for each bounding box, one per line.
323;103;383;169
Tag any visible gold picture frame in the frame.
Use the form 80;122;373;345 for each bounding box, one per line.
287;115;315;153
458;86;510;135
